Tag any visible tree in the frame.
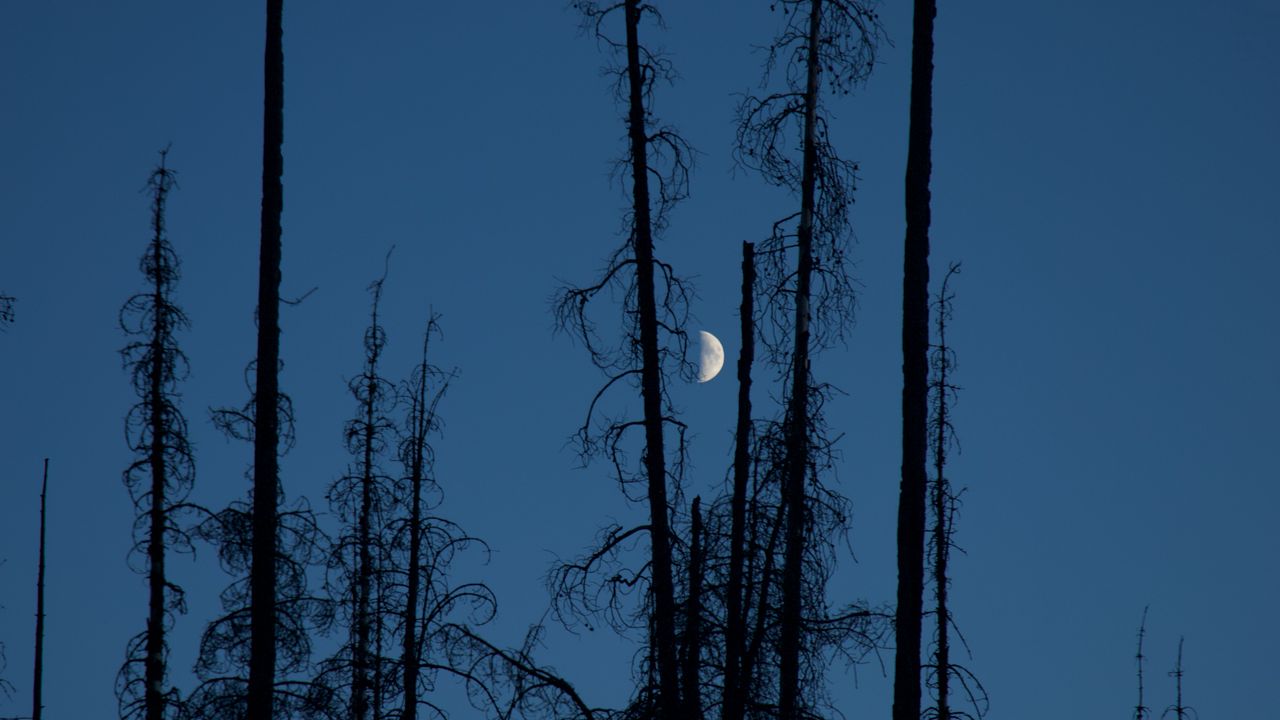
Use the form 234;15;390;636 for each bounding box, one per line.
923;265;986;720
893;0;938;716
116;149;198;720
392;317;496;720
1163;638;1195;720
552;2;694;717
31;460;48;720
735;2;882;717
318;276;400;720
1133;607;1150;720
249;2;286;717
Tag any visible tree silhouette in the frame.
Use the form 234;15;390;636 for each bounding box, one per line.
116;149;200;720
893;0;939;717
552;2;694;717
317;275;400;720
923;265;986;720
248;2;286;717
31;460;48;720
1162;638;1196;720
720;242;756;720
1133;607;1150;720
735;2;883;717
391;317;497;720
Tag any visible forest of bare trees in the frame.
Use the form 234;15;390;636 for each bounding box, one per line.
0;1;1220;720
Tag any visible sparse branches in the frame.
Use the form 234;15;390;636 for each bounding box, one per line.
1134;607;1150;720
552;2;695;716
1162;638;1197;720
116;149;202;720
922;264;987;720
735;3;883;718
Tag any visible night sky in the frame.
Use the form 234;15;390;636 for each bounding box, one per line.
2;1;1278;718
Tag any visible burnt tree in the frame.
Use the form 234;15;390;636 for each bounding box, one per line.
552;2;694;718
893;0;938;715
116;150;199;720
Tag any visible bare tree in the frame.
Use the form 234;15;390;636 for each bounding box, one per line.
31;460;48;720
1134;607;1150;720
552;2;694;717
391;317;497;720
1162;638;1196;720
317;275;400;720
116;149;200;720
923;264;986;720
735;2;882;717
248;1;286;716
893;0;939;715
720;243;756;720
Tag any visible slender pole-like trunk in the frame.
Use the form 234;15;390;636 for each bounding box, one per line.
1171;637;1186;720
401;334;430;720
622;0;679;714
248;1;284;718
681;497;704;720
931;300;950;720
145;160;172;720
354;324;382;720
778;2;823;717
722;242;755;720
32;459;48;720
1134;606;1148;719
892;0;935;718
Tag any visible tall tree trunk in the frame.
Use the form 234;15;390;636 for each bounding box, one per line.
892;0;935;718
931;288;950;720
32;459;48;720
622;0;679;715
354;360;379;720
778;1;823;717
145;160;171;720
681;497;704;720
401;332;431;720
248;1;284;718
722;242;755;720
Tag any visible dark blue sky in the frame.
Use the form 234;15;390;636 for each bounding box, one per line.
2;1;1277;717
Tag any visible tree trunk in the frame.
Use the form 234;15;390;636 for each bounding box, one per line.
931;287;950;720
622;0;680;715
681;497;704;720
248;0;284;718
401;332;431;720
721;242;755;720
32;459;48;720
778;1;823;717
892;0;935;718
145;161;171;720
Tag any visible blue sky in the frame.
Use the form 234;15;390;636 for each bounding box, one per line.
1;1;1278;717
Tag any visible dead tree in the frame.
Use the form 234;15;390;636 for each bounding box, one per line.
893;0;938;715
923;264;986;720
1134;607;1150;720
116;149;200;720
388;317;496;720
720;243;755;720
1163;638;1196;720
31;460;48;720
735;2;882;718
246;0;287;717
552;2;694;717
188;369;335;720
317;275;401;720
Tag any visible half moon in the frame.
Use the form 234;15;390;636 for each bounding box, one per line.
697;330;725;383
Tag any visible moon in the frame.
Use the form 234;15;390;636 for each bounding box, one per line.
697;330;725;383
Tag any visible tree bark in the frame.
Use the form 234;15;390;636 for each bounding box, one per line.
622;1;680;716
778;1;823;717
892;0;935;719
248;1;284;718
721;242;755;720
